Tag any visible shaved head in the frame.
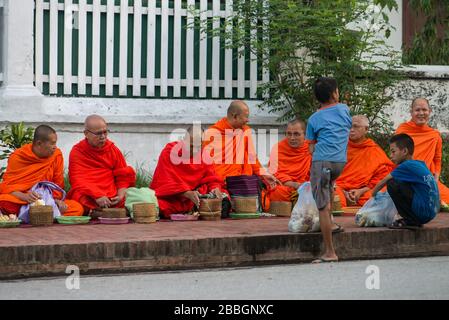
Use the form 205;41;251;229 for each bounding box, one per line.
227;100;249;117
84;114;107;129
352;115;369;128
227;100;250;129
84;114;109;148
33;125;56;143
411;97;430;111
287;118;306;132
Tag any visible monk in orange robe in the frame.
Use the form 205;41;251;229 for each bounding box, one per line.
335;115;395;207
151;126;229;218
396;97;449;205
265;119;312;209
203;100;279;189
67;115;136;214
0;125;83;216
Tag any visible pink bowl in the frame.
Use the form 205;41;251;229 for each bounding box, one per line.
170;214;199;221
98;217;130;224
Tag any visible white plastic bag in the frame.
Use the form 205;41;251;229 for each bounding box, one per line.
288;182;321;233
355;191;398;227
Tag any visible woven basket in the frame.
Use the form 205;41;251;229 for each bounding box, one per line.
29;205;54;226
269;201;292;217
97;208;127;219
332;195;342;212
199;211;221;221
199;198;222;213
133;203;157;223
232;196;258;213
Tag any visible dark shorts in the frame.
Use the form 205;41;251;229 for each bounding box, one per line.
310;161;346;210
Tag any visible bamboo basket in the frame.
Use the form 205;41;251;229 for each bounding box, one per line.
133;203;157;223
199;198;222;213
29;205;54;226
199;211;221;221
232;196;258;213
269;201;292;217
95;208;127;219
332;195;342;212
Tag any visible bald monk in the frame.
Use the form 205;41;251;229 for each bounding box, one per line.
265;119;312;209
334;115;395;207
0;125;83;216
67;115;136;214
203;100;279;188
151;125;229;218
396;98;449;205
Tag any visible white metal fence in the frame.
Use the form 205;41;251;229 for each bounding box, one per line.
34;0;269;99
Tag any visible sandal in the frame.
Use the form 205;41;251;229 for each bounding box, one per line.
332;223;344;233
312;257;339;264
388;219;422;230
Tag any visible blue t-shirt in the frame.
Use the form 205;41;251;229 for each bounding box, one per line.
391;160;440;223
305;103;352;162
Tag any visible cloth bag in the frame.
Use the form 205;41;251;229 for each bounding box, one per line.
288;182;321;233
18;181;65;224
355;191;398;227
226;175;263;212
125;187;159;218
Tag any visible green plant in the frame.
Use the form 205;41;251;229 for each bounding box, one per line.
135;163;153;188
63;170;71;193
198;0;403;133
403;0;449;65
0;122;35;179
441;134;449;186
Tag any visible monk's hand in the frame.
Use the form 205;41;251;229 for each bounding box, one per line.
96;196;112;208
13;191;41;204
183;190;201;206
110;188;127;206
211;188;223;199
55;199;68;214
285;181;300;190
262;174;281;189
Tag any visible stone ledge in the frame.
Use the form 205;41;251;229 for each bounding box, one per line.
1;215;448;280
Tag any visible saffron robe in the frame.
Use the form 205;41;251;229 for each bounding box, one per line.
67;139;136;211
150;141;227;218
335;138;395;207
0;144;83;216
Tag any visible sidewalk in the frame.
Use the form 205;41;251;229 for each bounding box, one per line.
1;214;449;279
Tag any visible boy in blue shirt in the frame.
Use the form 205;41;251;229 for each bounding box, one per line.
372;133;440;229
306;77;352;263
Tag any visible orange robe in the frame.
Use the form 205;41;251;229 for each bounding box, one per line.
203;117;266;181
67;139;136;212
396;121;449;204
150;141;227;218
265;139;312;209
335;139;395;207
0;144;83;216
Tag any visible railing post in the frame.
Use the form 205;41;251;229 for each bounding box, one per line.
0;0;43;116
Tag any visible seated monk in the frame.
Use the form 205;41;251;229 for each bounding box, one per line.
395;97;449;205
335;115;395;207
265;119;312;209
0;125;83;216
67;115;136;214
203;100;279;189
151;125;229;219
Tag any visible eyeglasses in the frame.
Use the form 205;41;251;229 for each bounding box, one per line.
86;129;110;137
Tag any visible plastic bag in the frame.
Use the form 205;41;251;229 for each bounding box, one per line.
355;191;398;227
288;182;321;233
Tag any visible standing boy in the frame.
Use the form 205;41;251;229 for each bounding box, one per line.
372;133;440;229
306;77;352;263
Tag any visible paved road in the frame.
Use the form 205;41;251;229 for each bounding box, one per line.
1;256;449;300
